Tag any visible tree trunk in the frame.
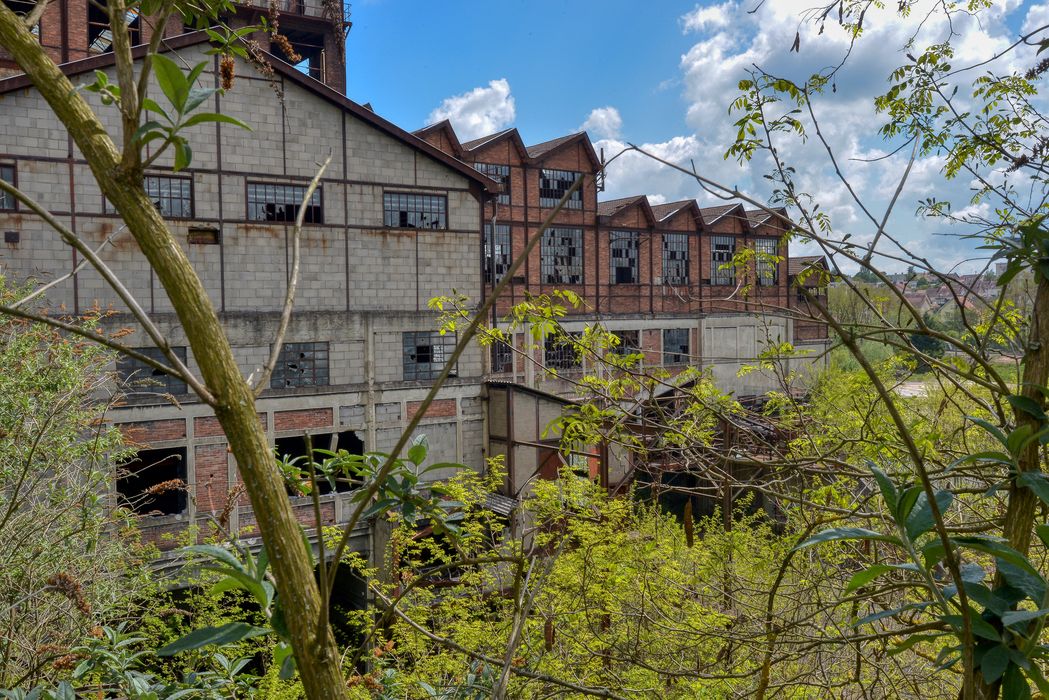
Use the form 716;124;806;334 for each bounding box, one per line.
0;10;347;698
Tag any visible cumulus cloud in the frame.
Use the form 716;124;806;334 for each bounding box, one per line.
427;79;515;141
580;106;623;140
681;1;735;33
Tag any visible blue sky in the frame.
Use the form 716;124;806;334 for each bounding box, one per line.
344;2;1049;272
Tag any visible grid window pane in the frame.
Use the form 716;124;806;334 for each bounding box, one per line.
144;175;192;218
0;164;13;210
610;230;639;284
663;233;689;285
403;331;457;380
663;329;690;365
117;346;188;395
539;169;583;209
247;182;323;223
756;238;779;286
544;333;581;371
383;192;447;229
711;235;736;286
541;227;583;285
484;223;512;284
475;163;511;205
271;342;329;388
612;330;640;357
491;340;513;373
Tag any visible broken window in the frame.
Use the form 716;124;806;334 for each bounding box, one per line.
3;1;38;36
711;235;736;286
87;2;140;54
539;169;582;210
474;163;510;205
144;175;192;219
0;164;14;211
612;330;640;357
383;192;447;229
403;331;457;381
609;230;639;284
117;447;187;516
247;182;323;223
270;341;329;389
662;329;690;366
274;28;325;80
756;238;779;286
541;227;582;285
275;431;363;495
491;340;513;373
484;223;511;284
117;346;188;395
662;233;689;285
544;333;581;371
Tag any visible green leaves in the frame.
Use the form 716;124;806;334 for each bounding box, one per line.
793;527;903;551
156;622;268;656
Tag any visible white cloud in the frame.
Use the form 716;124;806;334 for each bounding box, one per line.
427;79;515;141
580;106;623;140
681;1;735;33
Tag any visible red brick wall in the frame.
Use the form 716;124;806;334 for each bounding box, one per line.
274;407;333;432
118;418;186;445
193;443;229;513
195;412;267;438
406;398;456;420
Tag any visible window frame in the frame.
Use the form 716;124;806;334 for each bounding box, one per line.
403;331;458;381
490;339;514;373
662;233;689;285
117;346;189;395
246;181;324;224
144;174;194;219
609;230;640;285
544;332;582;371
0;163;16;211
711;235;736;286
755;238;779;286
612;330;640;357
484;223;512;285
383;191;448;230
662;328;690;366
474;163;511;205
541;227;583;285
270;341;330;389
539;169;583;210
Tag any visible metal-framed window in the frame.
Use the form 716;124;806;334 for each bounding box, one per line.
88;3;140;53
539;169;583;209
610;230;639;284
541;227;583;285
491;340;513;373
711;235;736;286
270;341;329;389
403;331;457;380
144;175;193;218
756;238;779;286
662;233;689;285
663;329;690;365
117;346;188;395
612;330;640;357
247;182;323;223
383;192;447;229
475;163;510;205
544;333;582;371
484;223;511;285
0;164;14;211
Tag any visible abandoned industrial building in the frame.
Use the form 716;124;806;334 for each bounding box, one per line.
0;1;828;557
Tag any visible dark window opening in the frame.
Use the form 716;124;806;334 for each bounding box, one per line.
541;227;583;284
144;175;193;218
491;340;513;373
610;230;639;284
544;333;581;371
663;329;690;366
3;1;37;35
663;233;689;285
270;341;329;389
756;238;779;286
88;2;140;54
277;29;325;81
612;330;640;357
318;561;368;649
275;430;363;496
484;223;511;284
117;346;188;395
117;447;187;516
403;331;457;381
474;163;510;205
0;164;14;211
247;182;323;223
539;169;582;209
712;235;736;286
383;192;447;229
